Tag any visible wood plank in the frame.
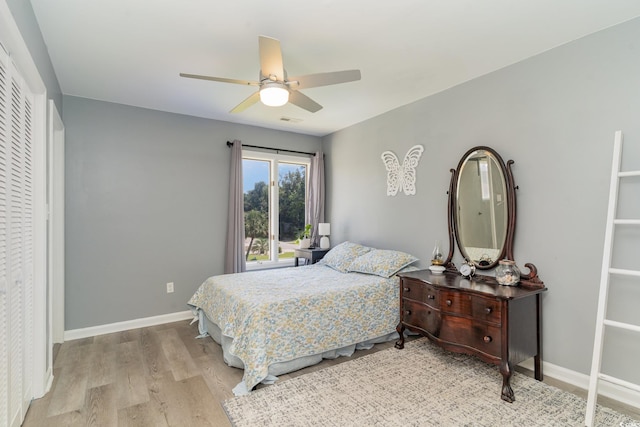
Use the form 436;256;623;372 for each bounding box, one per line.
115;340;150;409
39;408;85;426
195;353;241;402
157;328;201;381
139;327;172;379
119;328;142;343
176;318;220;360
150;373;223;427
87;348;117;389
117;400;170;427
46;358;90;417
53;338;93;369
85;384;118;426
93;331;122;353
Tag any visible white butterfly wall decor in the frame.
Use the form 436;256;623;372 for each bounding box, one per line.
381;145;425;196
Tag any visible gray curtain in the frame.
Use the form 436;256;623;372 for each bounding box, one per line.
224;140;246;274
306;151;325;247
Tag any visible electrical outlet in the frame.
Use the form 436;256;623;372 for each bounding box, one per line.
166;282;174;293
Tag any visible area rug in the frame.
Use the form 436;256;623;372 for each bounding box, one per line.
223;338;639;427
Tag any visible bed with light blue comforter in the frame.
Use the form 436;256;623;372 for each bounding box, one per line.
187;263;402;394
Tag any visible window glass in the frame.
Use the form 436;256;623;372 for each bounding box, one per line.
278;162;307;259
243;151;309;267
243;159;270;262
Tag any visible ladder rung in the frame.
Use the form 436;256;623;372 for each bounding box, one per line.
613;219;640;225
597;373;640;393
618;170;640;177
603;319;640;333
609;267;640;277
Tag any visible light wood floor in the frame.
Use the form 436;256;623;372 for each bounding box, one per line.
23;320;640;426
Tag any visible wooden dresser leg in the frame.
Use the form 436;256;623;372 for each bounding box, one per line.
500;361;515;403
534;353;543;381
535;293;544;381
395;324;405;349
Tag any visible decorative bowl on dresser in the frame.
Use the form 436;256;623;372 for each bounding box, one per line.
396;146;547;403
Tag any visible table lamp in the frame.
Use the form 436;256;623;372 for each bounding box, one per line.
319;223;331;249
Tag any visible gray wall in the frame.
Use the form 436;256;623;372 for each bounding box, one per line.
63;95;321;329
6;0;62;112
323;18;640;381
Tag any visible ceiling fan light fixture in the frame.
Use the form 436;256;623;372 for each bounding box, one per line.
260;83;289;107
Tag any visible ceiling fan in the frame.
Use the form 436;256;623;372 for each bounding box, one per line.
180;35;361;113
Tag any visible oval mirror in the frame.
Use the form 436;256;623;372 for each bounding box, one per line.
453;147;512;270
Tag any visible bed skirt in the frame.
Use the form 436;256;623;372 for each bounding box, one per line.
193;308;399;395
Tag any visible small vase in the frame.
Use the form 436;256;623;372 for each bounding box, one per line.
495;260;520;286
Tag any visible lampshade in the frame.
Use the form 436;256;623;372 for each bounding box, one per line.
260;83;289;107
318;223;330;236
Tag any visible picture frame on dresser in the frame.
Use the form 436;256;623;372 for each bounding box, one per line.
395;146;547;403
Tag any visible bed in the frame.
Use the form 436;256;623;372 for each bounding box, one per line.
187;242;418;395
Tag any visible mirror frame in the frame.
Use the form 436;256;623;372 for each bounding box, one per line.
443;146;542;285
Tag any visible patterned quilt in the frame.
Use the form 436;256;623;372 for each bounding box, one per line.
187;264;400;391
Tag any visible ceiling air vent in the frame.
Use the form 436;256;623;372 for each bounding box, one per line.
280;116;303;123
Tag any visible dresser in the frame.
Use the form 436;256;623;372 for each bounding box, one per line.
395;269;546;402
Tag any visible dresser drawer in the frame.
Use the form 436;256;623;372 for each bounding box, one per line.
401;299;441;336
439;315;501;358
440;291;502;325
470;295;502;324
401;278;439;305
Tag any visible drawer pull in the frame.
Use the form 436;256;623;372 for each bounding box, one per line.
404;310;411;316
446;299;452;306
403;287;410;292
483;336;492;343
484;307;492;314
427;294;435;300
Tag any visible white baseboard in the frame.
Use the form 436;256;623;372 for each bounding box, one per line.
63;310;194;341
519;358;640;411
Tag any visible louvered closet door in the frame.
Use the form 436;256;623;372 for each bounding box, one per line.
0;44;35;427
0;51;9;427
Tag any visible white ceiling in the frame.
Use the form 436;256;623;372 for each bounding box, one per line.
30;0;640;137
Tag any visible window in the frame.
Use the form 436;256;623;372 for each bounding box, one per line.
243;150;310;268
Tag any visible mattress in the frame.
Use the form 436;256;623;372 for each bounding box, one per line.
188;264;402;394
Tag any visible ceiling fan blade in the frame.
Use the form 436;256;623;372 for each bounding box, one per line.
289;91;322;113
259;36;284;81
230;91;261;113
288;70;361;89
180;73;259;86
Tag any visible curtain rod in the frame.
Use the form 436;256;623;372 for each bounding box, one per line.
226;141;316;157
